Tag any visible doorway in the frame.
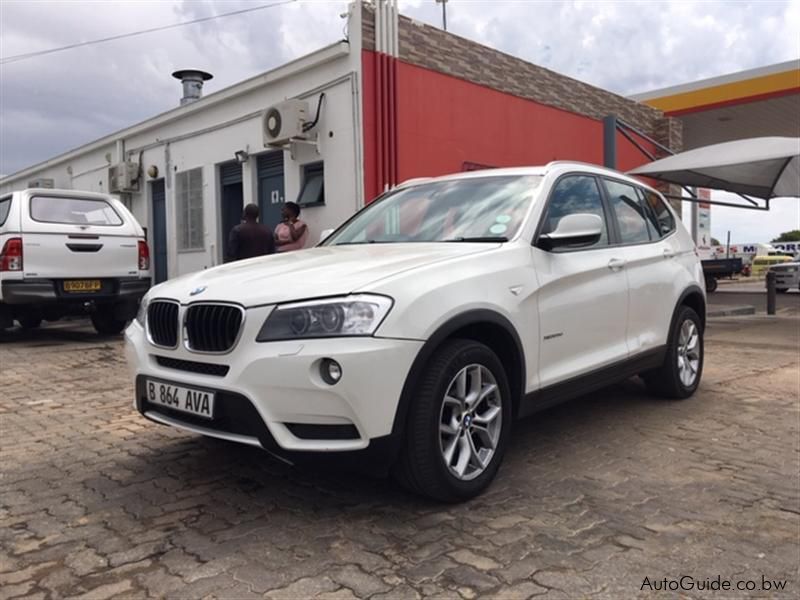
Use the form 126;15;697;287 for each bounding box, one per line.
150;179;168;284
219;161;244;262
257;151;285;231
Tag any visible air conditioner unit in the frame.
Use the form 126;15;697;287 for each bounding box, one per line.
263;99;308;146
108;161;140;193
28;178;54;189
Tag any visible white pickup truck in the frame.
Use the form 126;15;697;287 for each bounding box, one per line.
0;188;151;334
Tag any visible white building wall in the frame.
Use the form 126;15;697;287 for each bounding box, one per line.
0;9;365;281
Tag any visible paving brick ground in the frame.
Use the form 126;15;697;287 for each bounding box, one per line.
1;315;798;599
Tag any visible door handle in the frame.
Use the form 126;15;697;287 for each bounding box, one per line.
608;258;626;271
663;248;676;259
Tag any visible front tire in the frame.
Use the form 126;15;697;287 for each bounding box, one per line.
91;310;127;335
393;339;512;502
642;305;703;399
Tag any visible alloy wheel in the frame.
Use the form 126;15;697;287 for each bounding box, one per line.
677;319;701;388
438;363;503;481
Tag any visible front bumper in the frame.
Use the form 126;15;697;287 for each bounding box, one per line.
124;319;423;455
1;278;150;304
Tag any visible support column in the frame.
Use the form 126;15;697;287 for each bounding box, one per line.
603;115;617;169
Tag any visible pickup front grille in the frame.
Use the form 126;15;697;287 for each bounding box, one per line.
184;304;244;353
147;301;179;348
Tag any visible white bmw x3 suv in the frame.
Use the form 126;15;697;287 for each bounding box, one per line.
125;162;705;501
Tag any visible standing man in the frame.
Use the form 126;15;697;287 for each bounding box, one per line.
274;202;309;252
227;203;275;262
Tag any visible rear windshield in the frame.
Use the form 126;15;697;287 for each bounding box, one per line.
30;196;123;226
0;196;10;226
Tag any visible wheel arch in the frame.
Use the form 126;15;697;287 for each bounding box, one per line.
675;285;706;332
390;309;526;443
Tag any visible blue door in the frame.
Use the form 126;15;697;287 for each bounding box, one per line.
151;179;168;283
257;152;285;231
219;161;244;261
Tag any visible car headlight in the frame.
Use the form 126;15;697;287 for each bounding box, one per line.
256;294;393;341
135;294;150;327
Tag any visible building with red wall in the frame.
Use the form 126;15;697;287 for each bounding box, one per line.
359;1;680;205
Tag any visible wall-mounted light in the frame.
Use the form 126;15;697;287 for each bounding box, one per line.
147;165;159;179
234;150;250;164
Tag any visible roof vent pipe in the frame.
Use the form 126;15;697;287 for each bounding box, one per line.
172;69;213;106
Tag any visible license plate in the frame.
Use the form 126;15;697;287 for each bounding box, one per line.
63;279;101;292
146;379;215;419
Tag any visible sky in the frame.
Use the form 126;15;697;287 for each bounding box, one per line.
1;0;798;242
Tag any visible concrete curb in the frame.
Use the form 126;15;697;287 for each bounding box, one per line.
707;305;756;318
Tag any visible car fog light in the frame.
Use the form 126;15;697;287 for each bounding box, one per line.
321;358;342;385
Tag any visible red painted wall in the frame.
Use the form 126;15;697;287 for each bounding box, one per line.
363;51;658;202
362;51;379;201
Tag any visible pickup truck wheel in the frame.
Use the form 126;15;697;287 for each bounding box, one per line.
91;310;127;335
18;315;42;329
393;339;512;502
704;276;718;293
642;305;703;400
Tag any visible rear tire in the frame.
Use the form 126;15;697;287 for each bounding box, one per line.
704;276;718;293
393;339;512;502
91;310;127;335
18;315;42;330
642;305;703;399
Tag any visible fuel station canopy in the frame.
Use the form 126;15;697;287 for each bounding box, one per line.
628;136;800;200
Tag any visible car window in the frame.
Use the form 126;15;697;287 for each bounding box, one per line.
604;179;651;244
326;175;541;245
0;196;11;226
635;188;661;239
30;196;123;226
541;175;608;249
641;189;675;237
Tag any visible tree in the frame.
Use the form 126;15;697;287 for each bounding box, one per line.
772;230;800;243
710;237;721;246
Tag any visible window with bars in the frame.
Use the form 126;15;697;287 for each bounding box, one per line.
176;168;204;251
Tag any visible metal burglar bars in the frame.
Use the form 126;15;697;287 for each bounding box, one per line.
184;304;244;353
147;301;179;348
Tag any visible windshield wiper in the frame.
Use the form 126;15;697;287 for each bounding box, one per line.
442;236;508;243
332;239;395;245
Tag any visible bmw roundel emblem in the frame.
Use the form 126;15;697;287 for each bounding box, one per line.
190;285;207;296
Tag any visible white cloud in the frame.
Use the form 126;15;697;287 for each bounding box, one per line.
707;194;800;244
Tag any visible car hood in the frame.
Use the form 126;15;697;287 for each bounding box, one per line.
152;243;498;306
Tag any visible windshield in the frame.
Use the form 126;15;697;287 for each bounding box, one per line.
325;175;542;245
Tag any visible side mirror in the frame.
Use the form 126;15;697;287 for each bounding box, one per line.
538;213;603;251
319;228;334;244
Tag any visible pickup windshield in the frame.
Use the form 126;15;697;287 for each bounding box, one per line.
325;175;541;245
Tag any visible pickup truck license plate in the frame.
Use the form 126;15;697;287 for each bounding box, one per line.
63;279;101;292
146;379;215;419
